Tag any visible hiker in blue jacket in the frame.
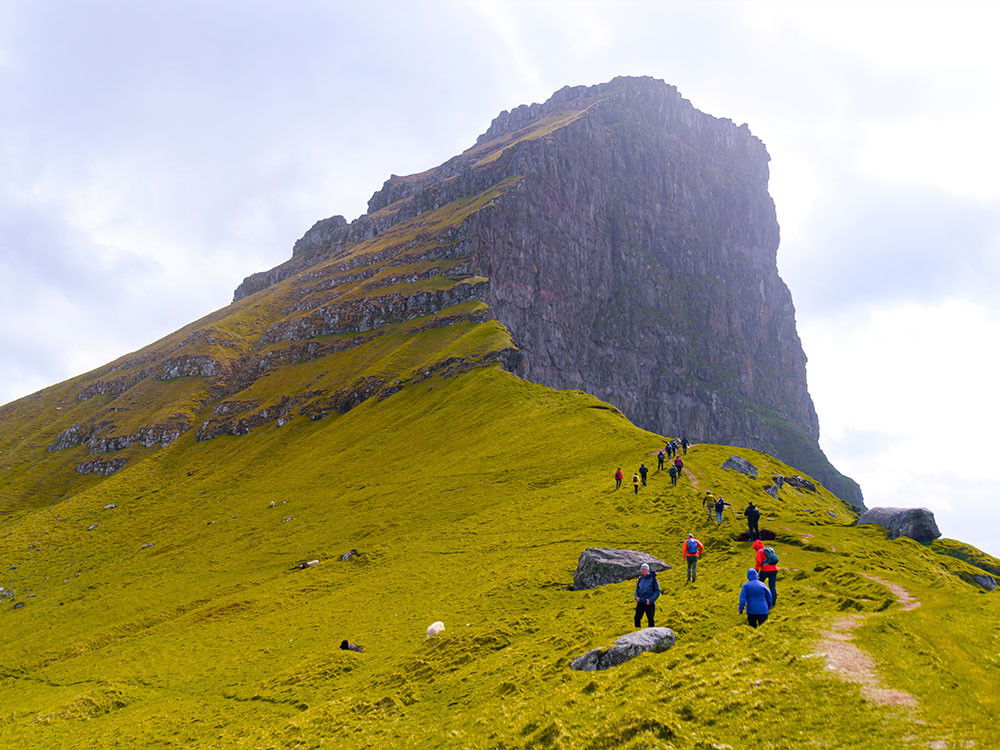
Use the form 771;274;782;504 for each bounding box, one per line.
634;563;660;628
738;568;773;628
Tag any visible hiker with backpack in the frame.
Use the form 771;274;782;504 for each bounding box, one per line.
753;539;779;605
615;468;623;490
745;502;761;540
682;533;704;583
714;496;731;524
657;450;665;470
632;473;640;495
634;562;660;627
681;436;689;454
668;464;678;486
703;491;715;522
673;455;684;478
639;463;648;486
739;569;773;628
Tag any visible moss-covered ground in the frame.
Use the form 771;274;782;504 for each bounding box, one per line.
1;366;998;748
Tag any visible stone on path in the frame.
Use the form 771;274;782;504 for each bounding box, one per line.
722;455;758;478
573;548;670;591
856;507;941;543
570;627;675;671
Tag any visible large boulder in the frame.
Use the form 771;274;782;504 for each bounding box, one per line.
722;455;758;478
856;507;941;543
971;574;997;592
570;627;676;671
573;548;670;590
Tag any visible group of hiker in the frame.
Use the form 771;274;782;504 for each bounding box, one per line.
619;439;780;629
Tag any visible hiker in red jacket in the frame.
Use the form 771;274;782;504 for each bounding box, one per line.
682;533;704;583
753;539;779;605
673;456;683;478
614;468;623;490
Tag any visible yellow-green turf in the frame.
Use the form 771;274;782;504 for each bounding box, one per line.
1;365;998;748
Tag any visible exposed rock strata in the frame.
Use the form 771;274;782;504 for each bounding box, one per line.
233;76;862;508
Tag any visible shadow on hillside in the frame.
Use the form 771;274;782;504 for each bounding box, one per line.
732;528;776;542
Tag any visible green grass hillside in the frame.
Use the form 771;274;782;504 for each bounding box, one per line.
2;366;998;748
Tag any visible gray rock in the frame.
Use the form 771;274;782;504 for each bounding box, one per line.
340;549;359;561
763;484;779;500
570;627;676;671
104;504;116;510
856;507;941;543
14;602;24;609
141;544;153;550
971;574;996;591
87;524;97;531
573;548;670;590
722;455;758;478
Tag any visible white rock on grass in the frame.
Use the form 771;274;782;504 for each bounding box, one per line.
426;621;445;638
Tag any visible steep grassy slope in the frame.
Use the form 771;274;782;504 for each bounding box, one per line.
2;367;997;748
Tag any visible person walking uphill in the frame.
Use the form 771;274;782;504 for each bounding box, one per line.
673;455;684;478
639;463;648;486
739;569;773;628
632;473;641;495
634;563;660;627
615;468;623;490
681;436;689;455
683;533;704;583
714;496;731;524
657;450;665;470
753;539;779;605
745;502;761;540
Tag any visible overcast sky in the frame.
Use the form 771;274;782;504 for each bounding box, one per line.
2;1;998;556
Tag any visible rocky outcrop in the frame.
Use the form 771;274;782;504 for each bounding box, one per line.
723;455;758;478
572;548;670;591
969;574;996;592
773;475;817;493
77;458;127;476
856;507;941;543
570;627;676;671
225;76;863;507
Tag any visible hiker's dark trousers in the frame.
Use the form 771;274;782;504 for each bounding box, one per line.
634;601;655;628
747;613;768;628
747;519;759;538
616;478;621;489
658;458;664;469
671;474;677;486
759;570;777;605
686;557;697;582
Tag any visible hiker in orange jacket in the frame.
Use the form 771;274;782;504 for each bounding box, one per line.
753;539;779;605
682;533;704;583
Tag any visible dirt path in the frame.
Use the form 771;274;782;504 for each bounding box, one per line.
815;577;922;707
683;468;700;489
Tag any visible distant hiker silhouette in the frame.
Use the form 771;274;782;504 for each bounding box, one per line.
683;533;704;583
634;562;659;627
639;463;648;485
668;465;678;486
615;468;623;490
753;539;779;605
745;502;761;540
739;568;772;628
714;496;731;524
681;436;689;455
632;474;640;495
657;450;665;470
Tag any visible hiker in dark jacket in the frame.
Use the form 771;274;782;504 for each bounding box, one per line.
681;436;689;454
634;563;660;627
665;442;673;459
739;568;773;627
682;533;704;583
639;463;648;485
753;539;779;605
714;496;731;524
745;502;761;539
657;450;665;470
668;464;678;486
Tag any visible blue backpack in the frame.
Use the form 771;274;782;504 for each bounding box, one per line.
686;539;698;555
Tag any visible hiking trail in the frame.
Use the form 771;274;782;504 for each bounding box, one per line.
814;576;922;708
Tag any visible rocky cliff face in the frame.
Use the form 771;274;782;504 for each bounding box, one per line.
233;76;862;508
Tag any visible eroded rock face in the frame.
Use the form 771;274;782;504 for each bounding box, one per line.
570;627;676;671
723;455;758;478
856;507;942;543
573;548;670;591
